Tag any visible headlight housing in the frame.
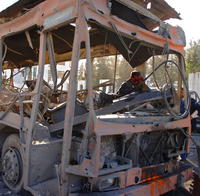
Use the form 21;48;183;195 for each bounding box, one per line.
95;177;119;191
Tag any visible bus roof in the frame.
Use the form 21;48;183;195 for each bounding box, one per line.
0;0;184;69
0;0;180;25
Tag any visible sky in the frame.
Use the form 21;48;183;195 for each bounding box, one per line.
0;0;200;46
0;0;18;12
165;0;200;46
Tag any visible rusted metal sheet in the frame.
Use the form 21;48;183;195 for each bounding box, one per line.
0;0;45;23
0;0;180;24
132;0;180;20
0;0;185;70
24;32;47;186
69;167;193;196
0;39;3;86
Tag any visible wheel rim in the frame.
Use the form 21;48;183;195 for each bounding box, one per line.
2;147;22;187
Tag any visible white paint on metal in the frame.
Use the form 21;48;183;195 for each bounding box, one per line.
44;7;74;30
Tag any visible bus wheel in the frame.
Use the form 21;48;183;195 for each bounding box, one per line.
1;134;24;193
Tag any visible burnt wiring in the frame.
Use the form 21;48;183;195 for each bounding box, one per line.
109;21;133;63
144;52;169;82
2;42;7;63
56;70;70;90
145;48;190;119
161;59;190;119
152;51;160;90
109;22;146;64
139;145;151;166
10;67;26;78
128;41;142;62
180;128;200;167
108;20;190;118
149;133;165;164
146;38;169;85
180;128;200;148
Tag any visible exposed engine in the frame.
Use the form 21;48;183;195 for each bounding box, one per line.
68;130;188;193
100;129;187;169
70;129;187;171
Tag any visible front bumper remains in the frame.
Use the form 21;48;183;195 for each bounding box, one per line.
70;167;192;196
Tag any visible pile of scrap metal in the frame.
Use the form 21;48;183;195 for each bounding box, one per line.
0;1;197;196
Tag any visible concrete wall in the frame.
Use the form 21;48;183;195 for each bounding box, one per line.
189;72;200;95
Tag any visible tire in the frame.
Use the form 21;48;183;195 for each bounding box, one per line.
1;134;24;193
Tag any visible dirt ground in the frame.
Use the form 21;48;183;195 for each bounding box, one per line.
0;175;32;196
0;178;20;196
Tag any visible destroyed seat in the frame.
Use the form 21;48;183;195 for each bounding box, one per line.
47;100;87;123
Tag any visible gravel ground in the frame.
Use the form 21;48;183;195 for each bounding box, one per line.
0;179;20;196
0;175;32;196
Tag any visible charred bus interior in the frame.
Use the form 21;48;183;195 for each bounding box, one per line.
0;0;193;195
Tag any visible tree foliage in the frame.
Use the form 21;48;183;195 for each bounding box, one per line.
115;56;133;90
78;62;86;80
92;55;134;92
93;56;115;86
145;55;179;89
82;53;181;92
186;40;200;74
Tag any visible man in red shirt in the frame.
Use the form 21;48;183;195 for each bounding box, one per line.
117;71;149;97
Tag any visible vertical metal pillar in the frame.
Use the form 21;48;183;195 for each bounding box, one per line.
79;18;95;161
179;54;191;154
47;33;57;89
24;32;46;187
177;55;183;94
60;11;95;194
0;39;3;89
60;17;81;196
113;52;118;93
177;54;183;114
179;54;189;106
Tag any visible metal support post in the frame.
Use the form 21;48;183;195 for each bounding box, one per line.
47;33;57;89
60;17;81;196
60;9;95;193
0;39;3;89
24;32;46;187
113;52;118;93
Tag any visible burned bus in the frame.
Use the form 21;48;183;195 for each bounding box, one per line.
0;0;193;195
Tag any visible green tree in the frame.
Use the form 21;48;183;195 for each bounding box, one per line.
78;62;86;80
145;54;179;89
93;56;115;86
186;40;200;74
115;56;133;91
92;55;135;92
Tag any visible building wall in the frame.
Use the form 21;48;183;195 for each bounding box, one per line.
189;72;200;95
